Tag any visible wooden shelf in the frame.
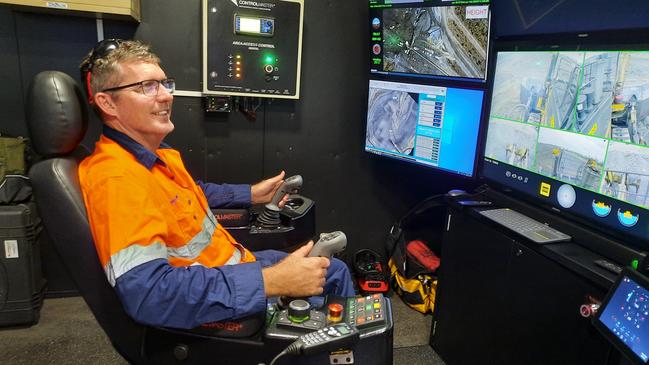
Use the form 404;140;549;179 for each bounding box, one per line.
0;0;140;22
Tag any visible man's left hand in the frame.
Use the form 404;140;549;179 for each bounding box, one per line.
251;171;288;205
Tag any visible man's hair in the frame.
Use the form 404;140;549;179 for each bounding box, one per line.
80;40;161;98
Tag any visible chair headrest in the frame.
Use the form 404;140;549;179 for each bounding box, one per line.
26;71;88;157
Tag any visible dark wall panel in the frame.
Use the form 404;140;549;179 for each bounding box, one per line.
493;0;649;37
0;8;25;137
203;110;265;185
14;12;96;92
131;0;203;90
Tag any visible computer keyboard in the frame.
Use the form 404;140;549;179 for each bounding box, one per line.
478;208;571;244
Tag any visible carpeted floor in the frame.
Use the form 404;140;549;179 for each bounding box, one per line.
0;295;445;365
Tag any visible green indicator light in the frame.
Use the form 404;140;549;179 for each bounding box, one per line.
265;55;275;64
633;259;639;269
287;314;309;323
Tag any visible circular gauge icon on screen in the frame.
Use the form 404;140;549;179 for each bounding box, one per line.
591;200;611;217
617;209;639;227
556;184;576;209
372;18;381;30
372;44;382;55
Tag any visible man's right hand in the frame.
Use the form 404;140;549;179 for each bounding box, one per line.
262;241;330;298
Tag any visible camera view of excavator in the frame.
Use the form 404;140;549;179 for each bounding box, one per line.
484;118;538;169
488;51;649;203
601;141;649;207
610;53;649;146
534;128;608;191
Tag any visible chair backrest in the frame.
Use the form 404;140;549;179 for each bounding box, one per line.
25;71;146;363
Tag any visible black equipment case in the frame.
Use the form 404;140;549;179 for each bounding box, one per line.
0;202;45;327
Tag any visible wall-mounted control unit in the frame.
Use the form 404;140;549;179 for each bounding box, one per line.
202;0;304;99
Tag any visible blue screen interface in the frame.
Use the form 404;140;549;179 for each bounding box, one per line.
365;79;484;177
599;275;649;363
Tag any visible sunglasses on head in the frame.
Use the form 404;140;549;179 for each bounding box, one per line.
80;39;123;101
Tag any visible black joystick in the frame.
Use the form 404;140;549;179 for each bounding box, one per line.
257;175;303;228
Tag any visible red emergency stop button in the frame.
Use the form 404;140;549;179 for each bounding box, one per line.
327;303;344;323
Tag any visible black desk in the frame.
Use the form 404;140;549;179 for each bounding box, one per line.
429;189;636;365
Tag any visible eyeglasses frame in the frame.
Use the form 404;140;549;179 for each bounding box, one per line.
101;78;176;96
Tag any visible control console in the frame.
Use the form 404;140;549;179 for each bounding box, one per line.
265;293;389;341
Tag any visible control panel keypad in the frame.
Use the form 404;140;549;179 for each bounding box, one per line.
347;294;385;329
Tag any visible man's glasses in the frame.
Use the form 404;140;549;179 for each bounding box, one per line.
102;78;175;96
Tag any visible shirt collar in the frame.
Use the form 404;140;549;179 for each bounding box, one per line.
102;125;172;170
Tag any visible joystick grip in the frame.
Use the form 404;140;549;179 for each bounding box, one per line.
266;175;303;211
257;175;303;229
309;231;347;259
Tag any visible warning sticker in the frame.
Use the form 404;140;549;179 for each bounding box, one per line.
4;240;18;259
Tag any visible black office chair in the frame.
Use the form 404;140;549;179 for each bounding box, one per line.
25;71;275;364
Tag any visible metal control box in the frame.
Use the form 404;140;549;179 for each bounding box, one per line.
202;0;304;99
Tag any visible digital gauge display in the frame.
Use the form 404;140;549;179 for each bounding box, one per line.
234;14;274;36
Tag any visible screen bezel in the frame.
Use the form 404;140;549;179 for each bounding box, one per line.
364;76;489;179
593;267;649;365
478;29;649;250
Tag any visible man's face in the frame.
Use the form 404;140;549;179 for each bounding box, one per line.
108;60;174;145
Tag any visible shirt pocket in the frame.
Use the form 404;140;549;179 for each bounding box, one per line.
167;191;204;243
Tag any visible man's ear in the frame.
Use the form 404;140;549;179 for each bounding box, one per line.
94;92;118;117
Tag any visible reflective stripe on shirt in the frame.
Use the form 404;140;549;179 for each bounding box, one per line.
167;214;215;260
105;242;167;286
105;237;243;286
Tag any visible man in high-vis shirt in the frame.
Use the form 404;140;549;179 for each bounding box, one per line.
78;39;355;329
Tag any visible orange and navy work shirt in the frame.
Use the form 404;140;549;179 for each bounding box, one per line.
78;126;267;329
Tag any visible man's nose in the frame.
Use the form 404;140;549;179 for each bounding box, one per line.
157;86;174;101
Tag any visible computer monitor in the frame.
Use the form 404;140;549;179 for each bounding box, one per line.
369;0;491;82
482;48;649;249
364;79;485;177
593;268;649;364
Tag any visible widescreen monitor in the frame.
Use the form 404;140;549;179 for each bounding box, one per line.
593;268;649;365
482;49;649;248
365;79;485;177
369;0;491;82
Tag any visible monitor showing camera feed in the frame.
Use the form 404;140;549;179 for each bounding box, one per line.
365;79;484;177
594;269;649;364
482;50;649;247
369;0;490;82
